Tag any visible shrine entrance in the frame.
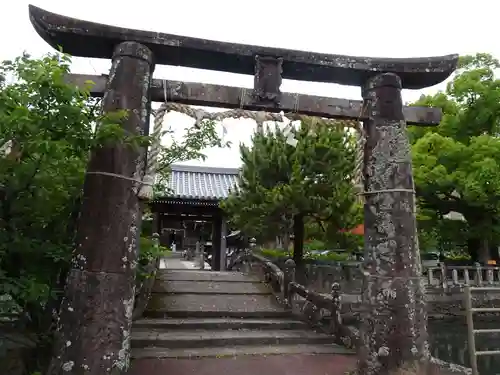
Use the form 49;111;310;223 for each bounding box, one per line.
150;164;239;270
27;4;459;375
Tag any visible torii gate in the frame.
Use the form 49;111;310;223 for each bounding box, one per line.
28;5;458;375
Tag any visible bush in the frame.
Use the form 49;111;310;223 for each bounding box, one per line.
311;251;349;262
259;248;291;259
304;239;327;251
259;247;350;262
443;250;471;261
137;237;170;281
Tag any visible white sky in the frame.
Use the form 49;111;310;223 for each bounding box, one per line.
2;1;497;168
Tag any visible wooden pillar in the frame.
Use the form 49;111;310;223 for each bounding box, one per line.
220;220;227;271
152;212;161;235
47;41;154;375
212;216;222;271
357;73;429;375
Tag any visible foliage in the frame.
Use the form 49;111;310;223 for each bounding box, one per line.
222;118;359;264
259;248;291;259
258;248;349;262
153;119;230;195
409;53;500;261
304;239;327;252
311;251;349;262
0;52;102;374
0;52;226;375
136;237;169;281
442;250;471;261
303;216;364;252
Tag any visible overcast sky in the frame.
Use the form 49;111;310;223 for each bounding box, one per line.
3;1;497;167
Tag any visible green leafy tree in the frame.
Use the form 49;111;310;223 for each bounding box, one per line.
0;52;226;374
410;53;500;261
153;118;229;196
222;118;359;265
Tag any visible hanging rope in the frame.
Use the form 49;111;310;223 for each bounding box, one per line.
140;98;362;200
137;94;167;200
353;103;367;202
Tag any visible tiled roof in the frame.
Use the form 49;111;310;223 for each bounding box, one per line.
166;164;240;200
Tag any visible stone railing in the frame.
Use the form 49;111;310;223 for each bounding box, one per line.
237;251;360;350
237;252;472;375
259;259;500;295
426;263;500;291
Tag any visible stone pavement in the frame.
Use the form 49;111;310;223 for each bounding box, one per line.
159;254;211;270
130;354;356;375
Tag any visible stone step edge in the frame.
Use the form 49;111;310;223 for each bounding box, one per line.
132;343;354;359
155;279;262;284
133;317;306;328
151;291;273;296
131;329;329;340
143;311;291;319
131;330;335;349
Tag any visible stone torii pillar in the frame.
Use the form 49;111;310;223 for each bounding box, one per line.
46;42;154;374
357;72;438;375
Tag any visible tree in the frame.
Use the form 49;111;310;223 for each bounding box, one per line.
222;118;359;265
0;52;101;374
410;53;500;261
0;52;225;374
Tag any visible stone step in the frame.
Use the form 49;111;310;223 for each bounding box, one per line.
131;329;335;349
146;294;284;318
156;269;260;282
144;310;291;319
152;280;271;295
134;317;307;330
132;343;353;359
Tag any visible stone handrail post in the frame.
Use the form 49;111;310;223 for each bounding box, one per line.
440;262;448;291
199;242;205;270
242;247;252;274
283;258;296;308
195;241;201;267
452;269;459;285
427;268;435;286
330;282;342;335
474;263;483;286
152;232;160;247
464;268;471;285
487;268;494;284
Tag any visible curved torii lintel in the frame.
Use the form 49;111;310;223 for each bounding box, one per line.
29;5;458;89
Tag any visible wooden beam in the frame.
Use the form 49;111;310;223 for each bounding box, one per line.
150;201;221;217
67;74;441;126
160;214;214;222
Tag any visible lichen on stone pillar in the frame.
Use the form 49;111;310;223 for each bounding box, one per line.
357;73;429;375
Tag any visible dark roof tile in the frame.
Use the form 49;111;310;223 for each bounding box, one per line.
167;164;239;200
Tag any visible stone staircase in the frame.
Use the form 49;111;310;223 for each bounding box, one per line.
131;268;352;359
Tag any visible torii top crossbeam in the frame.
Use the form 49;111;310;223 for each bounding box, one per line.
29;5;457;90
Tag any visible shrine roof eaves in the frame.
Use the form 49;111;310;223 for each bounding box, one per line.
157;164;240;202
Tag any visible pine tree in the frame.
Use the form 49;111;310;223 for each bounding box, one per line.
222;117;358;264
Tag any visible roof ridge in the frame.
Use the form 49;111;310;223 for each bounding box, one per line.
162;164;240;201
170;164;240;175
